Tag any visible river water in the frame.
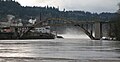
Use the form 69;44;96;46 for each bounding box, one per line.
0;39;120;62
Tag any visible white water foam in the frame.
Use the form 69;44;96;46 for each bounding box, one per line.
58;28;89;39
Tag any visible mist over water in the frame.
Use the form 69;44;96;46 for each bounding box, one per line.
58;28;89;39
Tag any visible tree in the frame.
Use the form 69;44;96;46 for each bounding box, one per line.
111;3;120;40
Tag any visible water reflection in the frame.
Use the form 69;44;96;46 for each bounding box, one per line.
0;39;120;62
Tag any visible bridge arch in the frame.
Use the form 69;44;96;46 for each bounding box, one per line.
19;18;101;40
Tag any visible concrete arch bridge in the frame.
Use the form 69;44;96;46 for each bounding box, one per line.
17;18;109;40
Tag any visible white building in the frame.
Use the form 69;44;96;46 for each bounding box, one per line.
34;26;51;33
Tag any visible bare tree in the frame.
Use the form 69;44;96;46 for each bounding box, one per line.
117;3;120;14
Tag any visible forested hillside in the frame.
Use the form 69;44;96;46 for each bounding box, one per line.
0;1;117;21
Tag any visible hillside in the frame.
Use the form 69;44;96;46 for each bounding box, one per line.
0;1;117;21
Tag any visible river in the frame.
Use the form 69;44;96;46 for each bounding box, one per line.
0;38;120;62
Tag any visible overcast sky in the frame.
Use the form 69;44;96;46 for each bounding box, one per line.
16;0;120;13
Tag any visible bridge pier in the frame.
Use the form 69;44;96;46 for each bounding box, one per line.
94;22;102;40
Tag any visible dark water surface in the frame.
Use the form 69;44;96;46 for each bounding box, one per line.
0;39;120;62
